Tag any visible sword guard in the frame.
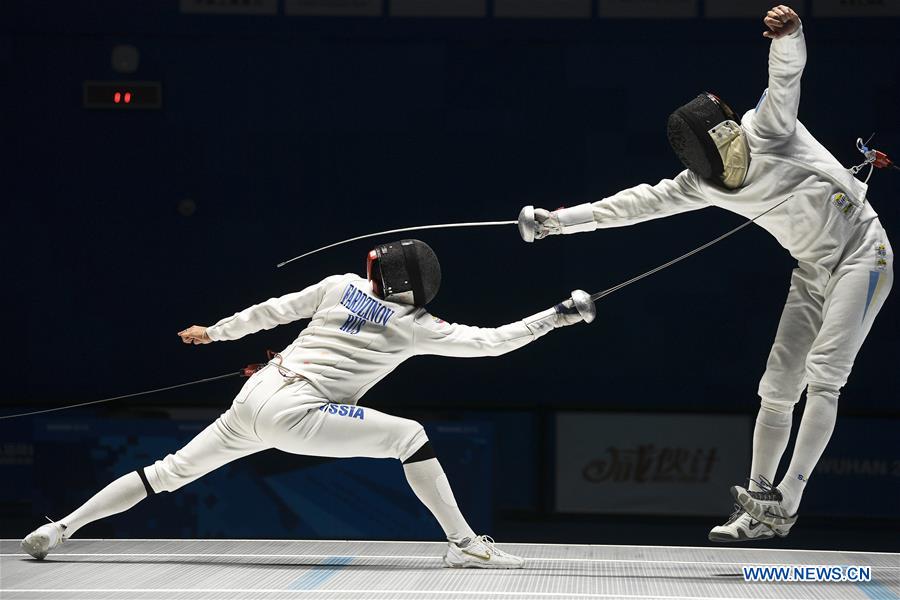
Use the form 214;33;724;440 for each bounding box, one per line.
518;205;536;243
571;289;596;324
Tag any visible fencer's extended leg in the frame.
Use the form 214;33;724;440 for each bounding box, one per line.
712;266;823;543
776;386;838;514
22;407;264;559
777;252;893;514
60;472;149;537
143;406;264;494
754;264;825;490
21;471;149;559
736;244;893;528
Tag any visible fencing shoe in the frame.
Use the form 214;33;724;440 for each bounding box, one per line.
732;478;798;536
444;535;524;569
709;505;775;542
21;519;67;560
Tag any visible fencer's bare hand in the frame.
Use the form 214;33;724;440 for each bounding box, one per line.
763;5;800;39
178;325;211;345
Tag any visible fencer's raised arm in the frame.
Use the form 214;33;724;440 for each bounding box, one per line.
412;294;588;358
751;6;805;138
206;274;346;342
532;170;708;238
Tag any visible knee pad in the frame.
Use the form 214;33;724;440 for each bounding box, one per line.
403;440;436;465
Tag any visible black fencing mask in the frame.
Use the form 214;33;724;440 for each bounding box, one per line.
367;239;441;306
667;92;749;189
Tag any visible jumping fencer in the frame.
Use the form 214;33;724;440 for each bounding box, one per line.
525;5;892;541
22;239;592;567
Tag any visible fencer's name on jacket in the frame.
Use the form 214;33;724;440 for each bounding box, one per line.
318;403;365;419
338;284;396;335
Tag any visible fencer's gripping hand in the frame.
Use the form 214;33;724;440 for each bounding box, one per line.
763;5;800;39
533;208;561;240
553;298;585;327
524;290;594;336
178;325;212;345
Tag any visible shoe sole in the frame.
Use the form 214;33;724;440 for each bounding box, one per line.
730;486;796;531
443;553;524;569
708;530;774;543
21;535;50;560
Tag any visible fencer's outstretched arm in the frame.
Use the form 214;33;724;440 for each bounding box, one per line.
531;170;708;238
751;5;805;138
180;274;347;344
412;296;586;358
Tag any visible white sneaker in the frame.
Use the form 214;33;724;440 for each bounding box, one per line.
443;535;524;569
709;505;774;543
732;478;798;535
21;520;67;560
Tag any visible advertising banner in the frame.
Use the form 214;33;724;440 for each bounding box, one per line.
556;412;750;515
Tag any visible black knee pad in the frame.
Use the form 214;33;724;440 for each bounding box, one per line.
402;440;436;464
135;468;157;496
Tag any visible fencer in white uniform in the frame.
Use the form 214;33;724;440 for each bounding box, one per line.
22;239;593;567
526;5;892;541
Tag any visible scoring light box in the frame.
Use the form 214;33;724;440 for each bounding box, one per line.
83;81;162;110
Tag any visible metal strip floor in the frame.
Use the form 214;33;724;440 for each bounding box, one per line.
1;539;898;600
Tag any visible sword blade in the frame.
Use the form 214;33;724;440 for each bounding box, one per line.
276;220;517;268
0;371;242;420
590;195;794;302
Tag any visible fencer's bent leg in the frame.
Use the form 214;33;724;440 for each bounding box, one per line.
257;396;475;542
777;244;893;513
258;399;428;462
403;447;477;543
753;264;824;490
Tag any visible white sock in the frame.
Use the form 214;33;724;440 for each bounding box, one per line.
60;471;149;537
403;458;476;544
777;387;839;515
748;405;792;492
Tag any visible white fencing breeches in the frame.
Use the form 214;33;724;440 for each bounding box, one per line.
143;366;428;494
758;224;893;410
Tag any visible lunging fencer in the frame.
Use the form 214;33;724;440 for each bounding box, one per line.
22;239;595;567
523;5;892;541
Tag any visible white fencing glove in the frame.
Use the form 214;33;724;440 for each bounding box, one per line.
554;297;586;327
523;290;595;337
522;204;597;241
533;208;561;239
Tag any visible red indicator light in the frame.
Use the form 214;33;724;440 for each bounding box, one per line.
124;92;132;104
114;92;121;103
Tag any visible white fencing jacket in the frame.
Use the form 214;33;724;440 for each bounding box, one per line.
556;26;883;273
207;274;560;403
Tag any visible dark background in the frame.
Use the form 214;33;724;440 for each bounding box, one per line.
3;0;898;550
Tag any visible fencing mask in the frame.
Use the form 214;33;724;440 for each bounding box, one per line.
667;92;749;189
367;239;441;306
